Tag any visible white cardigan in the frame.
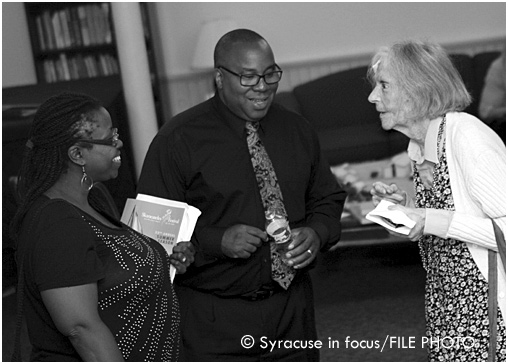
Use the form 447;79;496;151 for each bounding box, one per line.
434;112;506;322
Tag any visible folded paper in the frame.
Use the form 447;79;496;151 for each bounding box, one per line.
365;199;416;235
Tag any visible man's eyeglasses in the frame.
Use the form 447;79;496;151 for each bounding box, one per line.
76;128;120;147
218;66;283;87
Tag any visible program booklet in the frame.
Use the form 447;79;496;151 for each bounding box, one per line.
121;194;201;282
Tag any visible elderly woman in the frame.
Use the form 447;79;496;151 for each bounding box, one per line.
10;92;194;361
368;40;505;361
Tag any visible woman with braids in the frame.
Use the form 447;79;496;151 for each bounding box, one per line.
10;92;195;361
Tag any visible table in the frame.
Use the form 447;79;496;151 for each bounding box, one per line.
331;220;411;250
329;176;415;250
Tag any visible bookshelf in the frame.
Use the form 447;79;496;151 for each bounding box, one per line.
24;2;166;124
24;3;119;84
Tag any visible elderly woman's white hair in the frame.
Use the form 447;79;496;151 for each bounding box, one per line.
367;40;472;122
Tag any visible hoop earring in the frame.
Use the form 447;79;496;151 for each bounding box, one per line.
81;166;94;191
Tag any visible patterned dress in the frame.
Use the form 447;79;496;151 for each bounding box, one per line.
414;117;506;361
19;196;180;361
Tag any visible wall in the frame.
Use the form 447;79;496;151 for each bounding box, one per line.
2;2;37;87
154;2;505;77
3;2;505;112
150;2;506;116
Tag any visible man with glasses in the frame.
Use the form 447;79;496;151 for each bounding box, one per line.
138;29;346;361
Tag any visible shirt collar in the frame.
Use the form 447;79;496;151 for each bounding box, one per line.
407;116;442;165
211;93;268;137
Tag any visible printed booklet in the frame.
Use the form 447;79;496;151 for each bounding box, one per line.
121;194;201;281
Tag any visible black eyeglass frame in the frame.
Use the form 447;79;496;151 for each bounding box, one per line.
218;65;283;87
76;128;120;147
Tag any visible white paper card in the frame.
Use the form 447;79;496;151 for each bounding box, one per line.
365;199;416;235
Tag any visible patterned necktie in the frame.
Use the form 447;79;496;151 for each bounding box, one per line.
245;121;295;289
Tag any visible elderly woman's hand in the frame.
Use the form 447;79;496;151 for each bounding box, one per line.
169;241;195;274
387;205;426;242
371;181;407;207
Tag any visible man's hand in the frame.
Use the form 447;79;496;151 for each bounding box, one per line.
222;224;267;258
284;227;320;269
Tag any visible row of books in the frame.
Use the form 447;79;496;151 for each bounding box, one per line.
42;53;119;83
34;4;113;51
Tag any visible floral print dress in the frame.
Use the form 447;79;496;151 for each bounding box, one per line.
414;117;506;361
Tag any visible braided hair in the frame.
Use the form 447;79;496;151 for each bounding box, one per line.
10;92;103;240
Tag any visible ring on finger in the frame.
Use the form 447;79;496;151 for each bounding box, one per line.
307;249;312;256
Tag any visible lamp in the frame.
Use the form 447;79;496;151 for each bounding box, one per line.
192;19;238;70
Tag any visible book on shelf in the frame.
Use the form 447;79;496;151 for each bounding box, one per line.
77;5;90;46
43;60;54;83
121;194;201;282
102;3;112;44
59;53;71;80
51;11;64;49
35;16;46;51
42;52;119;82
58;9;72;48
34;4;113;52
41;10;55;50
69;7;82;47
85;4;97;45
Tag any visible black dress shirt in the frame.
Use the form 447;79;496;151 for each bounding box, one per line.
138;93;346;296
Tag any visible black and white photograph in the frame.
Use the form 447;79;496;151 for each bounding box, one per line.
3;2;505;362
